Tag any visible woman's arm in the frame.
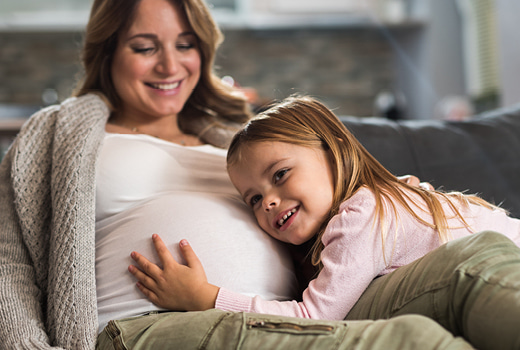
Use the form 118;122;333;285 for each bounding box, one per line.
0;147;58;349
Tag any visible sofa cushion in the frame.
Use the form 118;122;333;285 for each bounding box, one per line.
340;104;520;218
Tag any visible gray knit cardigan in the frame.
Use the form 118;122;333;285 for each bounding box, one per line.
0;94;110;349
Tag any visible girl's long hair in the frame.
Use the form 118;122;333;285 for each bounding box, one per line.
74;0;252;148
227;95;498;267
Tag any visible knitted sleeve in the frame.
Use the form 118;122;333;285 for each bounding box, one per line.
0;94;108;349
0;120;64;349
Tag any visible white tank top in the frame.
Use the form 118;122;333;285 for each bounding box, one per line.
95;133;297;332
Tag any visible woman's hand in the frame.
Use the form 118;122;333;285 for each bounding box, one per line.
129;234;219;311
397;175;434;191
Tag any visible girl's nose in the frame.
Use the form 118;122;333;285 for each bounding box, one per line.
262;195;279;212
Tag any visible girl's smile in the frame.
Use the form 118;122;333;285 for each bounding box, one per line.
228;141;335;245
275;206;298;230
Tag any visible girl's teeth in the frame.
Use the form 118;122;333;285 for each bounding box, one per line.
278;208;297;226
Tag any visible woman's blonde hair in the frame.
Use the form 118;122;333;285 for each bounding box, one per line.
227;95;498;267
74;0;252;148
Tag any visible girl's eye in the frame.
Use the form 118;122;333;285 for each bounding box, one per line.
274;169;288;183
250;194;262;207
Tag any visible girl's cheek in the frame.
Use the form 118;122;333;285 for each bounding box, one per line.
258;218;270;233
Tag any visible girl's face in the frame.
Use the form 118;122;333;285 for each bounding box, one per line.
228;141;335;245
111;0;201;122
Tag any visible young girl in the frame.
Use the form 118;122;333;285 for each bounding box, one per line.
129;96;520;321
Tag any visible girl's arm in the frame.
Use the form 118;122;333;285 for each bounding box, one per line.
129;234;219;311
130;189;391;320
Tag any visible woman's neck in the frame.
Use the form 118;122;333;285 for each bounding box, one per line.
106;112;203;146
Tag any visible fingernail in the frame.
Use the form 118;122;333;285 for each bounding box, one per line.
180;239;189;247
152;234;158;240
130;252;136;259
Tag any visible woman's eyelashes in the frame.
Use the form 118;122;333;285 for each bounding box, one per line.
132;46;155;54
130;40;196;55
178;33;199;50
177;42;197;51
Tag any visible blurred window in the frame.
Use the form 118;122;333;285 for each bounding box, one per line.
0;0;92;12
208;0;236;11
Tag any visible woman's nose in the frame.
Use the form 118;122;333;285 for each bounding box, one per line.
156;50;179;76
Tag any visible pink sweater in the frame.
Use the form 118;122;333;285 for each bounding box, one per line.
216;186;520;320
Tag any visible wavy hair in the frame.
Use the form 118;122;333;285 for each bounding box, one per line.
74;0;252;148
227;95;498;268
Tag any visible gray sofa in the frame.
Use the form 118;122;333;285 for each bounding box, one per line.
339;104;520;219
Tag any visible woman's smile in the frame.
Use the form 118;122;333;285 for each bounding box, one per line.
145;81;181;91
145;80;183;96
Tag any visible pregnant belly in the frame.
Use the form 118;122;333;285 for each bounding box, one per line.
95;192;297;332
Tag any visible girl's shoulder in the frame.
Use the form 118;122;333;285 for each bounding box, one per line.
338;186;378;213
323;187;381;247
328;187;379;235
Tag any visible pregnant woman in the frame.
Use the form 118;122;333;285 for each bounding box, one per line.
0;0;473;349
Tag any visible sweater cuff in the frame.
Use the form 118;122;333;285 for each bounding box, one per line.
215;287;253;313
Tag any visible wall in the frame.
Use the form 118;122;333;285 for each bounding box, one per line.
217;27;395;116
393;0;466;120
1;0;515;121
496;0;520;107
0;31;83;105
0;27;395;117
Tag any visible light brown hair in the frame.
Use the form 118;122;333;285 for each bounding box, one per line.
74;0;252;148
227;95;498;267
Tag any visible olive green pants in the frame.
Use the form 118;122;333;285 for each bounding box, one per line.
97;231;520;350
97;311;470;350
345;230;520;350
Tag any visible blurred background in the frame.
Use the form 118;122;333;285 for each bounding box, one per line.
1;0;519;154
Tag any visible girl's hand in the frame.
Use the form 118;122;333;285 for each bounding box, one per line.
128;234;219;311
398;175;434;191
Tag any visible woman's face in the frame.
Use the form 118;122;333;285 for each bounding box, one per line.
111;0;201;121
